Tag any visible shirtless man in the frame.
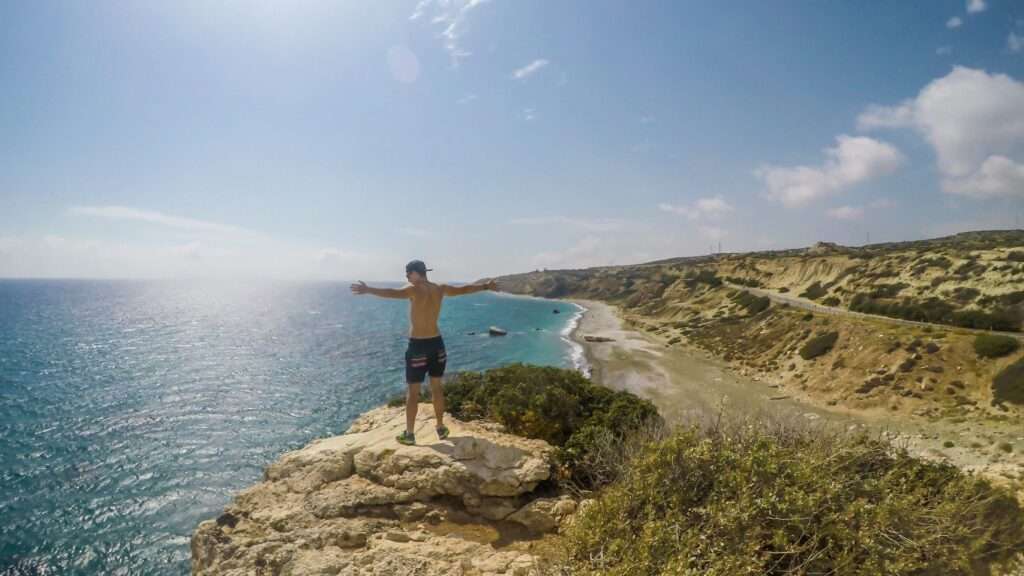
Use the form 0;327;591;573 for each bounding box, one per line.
350;260;497;445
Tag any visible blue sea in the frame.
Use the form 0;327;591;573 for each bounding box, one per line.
0;279;583;575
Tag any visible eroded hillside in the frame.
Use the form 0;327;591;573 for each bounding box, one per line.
493;230;1024;463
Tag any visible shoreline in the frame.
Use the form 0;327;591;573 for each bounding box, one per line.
492;290;589;375
560;297;1024;486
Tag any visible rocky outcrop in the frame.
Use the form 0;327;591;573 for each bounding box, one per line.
191;406;574;576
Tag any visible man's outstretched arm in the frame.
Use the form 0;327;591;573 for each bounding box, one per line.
350;281;412;299
442;280;498;297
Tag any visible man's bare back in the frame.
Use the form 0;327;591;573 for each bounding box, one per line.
349;260;497;445
406;281;444;339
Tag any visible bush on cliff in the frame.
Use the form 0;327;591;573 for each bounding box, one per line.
799;281;828;300
993;357;1024;405
683;269;722;288
849;294;1021;331
731;290;770;315
561;419;1024;575
799;331;838;360
974;334;1021;359
390;364;660;488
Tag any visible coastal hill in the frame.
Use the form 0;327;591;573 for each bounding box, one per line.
492;230;1024;477
497;230;1024;333
193;365;1024;574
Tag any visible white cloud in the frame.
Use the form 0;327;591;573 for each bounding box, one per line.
46;205;379;279
698;225;727;241
826;205;865;220
1009;32;1023;54
966;0;986;14
946;16;962;29
457;93;478;104
640;115;655;125
755;135;905;207
316;248;364;265
410;0;492;66
942;155;1024;197
511;59;549;80
69;205;252;235
858;67;1024;198
399;226;430;237
522;107;536;121
508;216;626;232
173;241;203;261
0;236;20;255
533;235;603;268
936;46;953;56
868;197;896;209
658;195;734;220
409;0;430;20
856;103;914;130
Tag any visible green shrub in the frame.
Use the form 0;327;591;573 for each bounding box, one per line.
974;334;1021;359
870;282;908;298
999;442;1014;453
993;357;1024;405
849;294;1021;331
684;269;722;288
821;296;840;307
951;308;1020;332
778;287;790;293
1008;251;1024;262
390;364;660;487
561;421;1024;575
724;276;763;288
954;258;986;276
799;281;828;300
799;331;839;359
951;286;980;303
918;255;953;269
731;290;770;315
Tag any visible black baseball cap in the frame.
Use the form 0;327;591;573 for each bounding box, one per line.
405;260;432;275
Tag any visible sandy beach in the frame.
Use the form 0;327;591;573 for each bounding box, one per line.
567;299;863;427
566;298;1024;486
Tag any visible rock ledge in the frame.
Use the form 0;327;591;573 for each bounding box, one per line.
192;406;575;575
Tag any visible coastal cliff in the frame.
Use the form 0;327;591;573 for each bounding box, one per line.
191;365;1024;574
191;406;575;575
492;231;1024;484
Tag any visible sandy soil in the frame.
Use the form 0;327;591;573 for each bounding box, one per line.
568;298;1024;489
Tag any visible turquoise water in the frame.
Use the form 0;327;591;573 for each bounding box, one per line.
0;279;581;575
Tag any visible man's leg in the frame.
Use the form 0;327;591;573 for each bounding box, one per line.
429;376;445;427
406;381;420;435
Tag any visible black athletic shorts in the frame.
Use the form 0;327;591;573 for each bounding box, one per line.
405;335;446;383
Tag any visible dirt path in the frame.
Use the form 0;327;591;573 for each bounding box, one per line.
724;282;1024;341
570;298;1024;487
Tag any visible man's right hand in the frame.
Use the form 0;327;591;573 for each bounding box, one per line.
350;281;369;295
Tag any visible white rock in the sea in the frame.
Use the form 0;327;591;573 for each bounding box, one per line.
191;406;561;576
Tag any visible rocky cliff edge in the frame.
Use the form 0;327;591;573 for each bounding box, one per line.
191;406;577;575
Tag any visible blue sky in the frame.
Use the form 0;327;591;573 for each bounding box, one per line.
2;1;1023;281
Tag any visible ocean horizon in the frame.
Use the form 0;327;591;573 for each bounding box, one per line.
0;279;583;575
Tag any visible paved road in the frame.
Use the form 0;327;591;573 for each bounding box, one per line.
724;282;1024;341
